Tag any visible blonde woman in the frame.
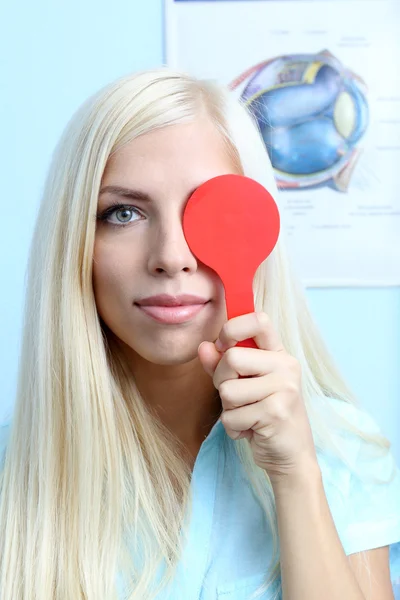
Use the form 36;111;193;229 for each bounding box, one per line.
0;69;399;600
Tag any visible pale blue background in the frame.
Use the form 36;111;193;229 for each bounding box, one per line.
1;0;399;462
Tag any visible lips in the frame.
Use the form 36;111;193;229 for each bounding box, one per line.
136;294;209;307
135;294;209;324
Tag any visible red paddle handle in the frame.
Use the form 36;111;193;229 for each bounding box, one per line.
237;338;258;349
224;277;258;350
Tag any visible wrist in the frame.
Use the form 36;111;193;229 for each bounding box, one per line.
269;457;323;498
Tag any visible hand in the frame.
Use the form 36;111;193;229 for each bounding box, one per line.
198;312;319;486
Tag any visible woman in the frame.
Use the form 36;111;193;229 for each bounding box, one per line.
0;69;399;599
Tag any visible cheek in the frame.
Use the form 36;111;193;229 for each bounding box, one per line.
92;238;138;315
205;267;227;315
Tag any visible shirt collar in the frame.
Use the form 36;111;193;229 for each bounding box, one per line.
202;417;225;447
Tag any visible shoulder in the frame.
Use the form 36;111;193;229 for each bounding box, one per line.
311;395;396;481
314;396;398;486
312;396;400;586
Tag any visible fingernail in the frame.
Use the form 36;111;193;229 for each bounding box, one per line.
215;339;223;352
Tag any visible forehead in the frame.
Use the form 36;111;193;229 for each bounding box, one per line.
102;117;238;192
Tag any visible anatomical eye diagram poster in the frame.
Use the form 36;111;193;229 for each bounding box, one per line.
165;0;400;287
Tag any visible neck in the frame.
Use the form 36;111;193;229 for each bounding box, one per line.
115;346;221;460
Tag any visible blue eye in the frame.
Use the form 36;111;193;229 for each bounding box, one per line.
111;207;141;224
97;204;143;227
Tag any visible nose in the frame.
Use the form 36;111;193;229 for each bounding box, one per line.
147;218;198;277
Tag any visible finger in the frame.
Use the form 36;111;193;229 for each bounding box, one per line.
218;373;283;410
216;312;284;353
213;347;288;389
198;341;222;377
221;398;276;438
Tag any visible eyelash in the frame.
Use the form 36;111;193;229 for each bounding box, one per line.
96;203;143;228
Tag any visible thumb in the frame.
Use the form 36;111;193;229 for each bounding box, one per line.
198;341;222;377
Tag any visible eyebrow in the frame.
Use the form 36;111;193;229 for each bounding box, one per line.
99;184;200;203
99;185;152;202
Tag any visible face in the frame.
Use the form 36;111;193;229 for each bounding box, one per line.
93;116;239;366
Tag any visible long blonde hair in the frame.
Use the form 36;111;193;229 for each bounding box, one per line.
0;68;393;599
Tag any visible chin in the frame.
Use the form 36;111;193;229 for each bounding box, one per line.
149;354;199;367
103;316;223;367
136;340;202;366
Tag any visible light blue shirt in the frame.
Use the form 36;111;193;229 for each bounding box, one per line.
1;397;400;599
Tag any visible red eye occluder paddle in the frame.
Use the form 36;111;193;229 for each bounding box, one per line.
183;174;280;349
